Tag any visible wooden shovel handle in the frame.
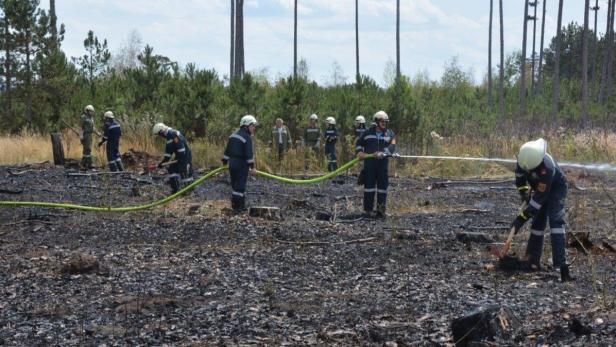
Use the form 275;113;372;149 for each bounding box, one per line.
499;226;517;258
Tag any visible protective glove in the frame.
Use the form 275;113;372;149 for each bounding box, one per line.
511;213;529;234
157;162;164;169
375;152;385;159
97;141;104;147
518;187;531;203
221;159;228;165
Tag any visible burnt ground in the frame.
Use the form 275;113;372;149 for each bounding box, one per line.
0;162;615;346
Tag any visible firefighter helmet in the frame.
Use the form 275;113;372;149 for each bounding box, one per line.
152;122;169;135
518;138;547;171
240;115;258;127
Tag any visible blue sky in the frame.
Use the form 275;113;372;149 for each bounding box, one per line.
45;0;606;86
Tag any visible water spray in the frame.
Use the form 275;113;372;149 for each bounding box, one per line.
392;154;616;172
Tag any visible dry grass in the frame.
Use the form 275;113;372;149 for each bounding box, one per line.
1;129;614;178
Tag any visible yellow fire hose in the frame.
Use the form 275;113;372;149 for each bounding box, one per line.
0;155;373;212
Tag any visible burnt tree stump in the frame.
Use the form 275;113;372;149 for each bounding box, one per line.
50;132;65;165
451;305;520;346
249;206;282;221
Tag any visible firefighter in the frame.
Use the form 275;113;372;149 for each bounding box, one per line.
355;111;397;218
303;114;321;153
152;122;194;194
354;115;366;138
222;115;258;211
80;105;96;170
271;118;292;160
511;138;573;281
324;117;338;172
98;111;123;172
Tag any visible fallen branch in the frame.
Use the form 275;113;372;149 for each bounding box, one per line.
0;188;23;194
7;169;46;176
274;237;377;246
67;171;128;177
469;226;511;230
602;185;616;205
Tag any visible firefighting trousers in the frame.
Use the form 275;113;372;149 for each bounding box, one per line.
362;158;389;213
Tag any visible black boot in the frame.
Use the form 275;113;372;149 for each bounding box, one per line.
560;264;575;282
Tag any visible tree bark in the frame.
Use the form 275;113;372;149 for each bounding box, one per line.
294;0;297;78
234;0;244;79
530;1;537;94
51;133;65;165
536;0;547;96
3;10;12;122
396;0;400;80
551;0;564;123
599;0;614;104
520;0;529;117
25;28;33;125
590;0;599;95
355;0;359;82
488;0;493;108
230;0;235;80
498;0;505;119
605;0;616;99
49;0;57;45
582;0;590;126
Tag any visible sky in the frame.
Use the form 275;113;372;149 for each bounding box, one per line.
44;0;607;86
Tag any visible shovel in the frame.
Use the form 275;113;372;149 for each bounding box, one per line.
490;201;528;259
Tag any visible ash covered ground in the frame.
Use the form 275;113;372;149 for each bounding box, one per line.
0;162;615;346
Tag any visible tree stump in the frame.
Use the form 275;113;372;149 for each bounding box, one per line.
249;206;282;221
451;305;520;346
50;132;65;165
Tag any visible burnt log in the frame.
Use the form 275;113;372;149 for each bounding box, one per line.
451;305;520;346
566;231;592;252
249;206;282;221
456;232;494;244
50;132;65;166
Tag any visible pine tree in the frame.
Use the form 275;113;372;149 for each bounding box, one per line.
74;30;110;98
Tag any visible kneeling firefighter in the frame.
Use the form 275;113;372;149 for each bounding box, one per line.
152;122;194;194
98;111;123;172
355;110;396;218
222;115;258;211
511;138;573;281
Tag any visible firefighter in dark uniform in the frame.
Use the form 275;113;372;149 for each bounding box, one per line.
222;115;258;211
355;111;396;218
354;115;366;139
98;111;123;172
324;117;338;172
303;114;321;153
152;122;194;194
80;105;96;169
511;138;572;281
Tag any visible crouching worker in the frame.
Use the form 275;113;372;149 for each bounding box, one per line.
355;110;396;219
222;115;258;211
511;138;573;281
98;111;123;172
152;122;194;194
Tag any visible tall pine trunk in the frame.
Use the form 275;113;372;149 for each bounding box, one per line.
590;0;599;94
606;0;616;100
230;0;235;80
355;0;359;82
396;0;400;80
488;0;493;108
25;27;33;125
234;0;244;79
530;1;537;94
582;0;590;126
599;0;614;104
49;0;57;45
3;13;12;121
551;0;564;123
499;0;505;119
294;0;297;78
520;0;529;117
536;0;547;96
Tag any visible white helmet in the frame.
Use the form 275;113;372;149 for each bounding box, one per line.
84;105;95;114
309;114;318;121
373;110;389;122
152;122;169;135
103;111;114;119
355;115;366;124
240;114;258;127
325;117;336;125
518;138;547;171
